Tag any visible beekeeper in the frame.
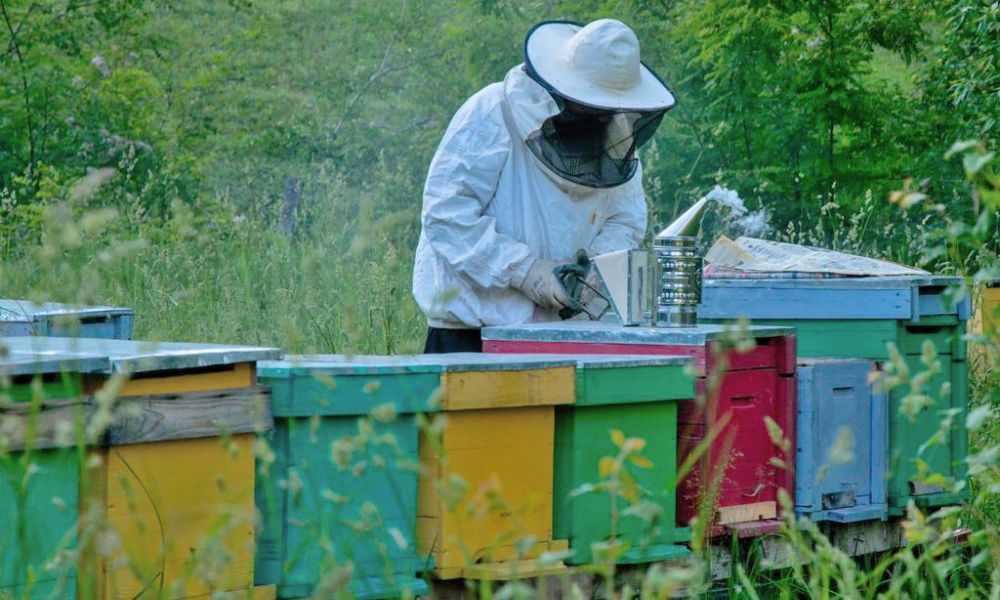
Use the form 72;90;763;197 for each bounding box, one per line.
413;19;675;353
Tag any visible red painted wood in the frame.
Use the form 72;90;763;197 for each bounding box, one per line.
775;375;797;507
484;340;706;371
487;335;798;538
677;369;782;527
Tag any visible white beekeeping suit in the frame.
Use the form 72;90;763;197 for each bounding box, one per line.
413;19;675;338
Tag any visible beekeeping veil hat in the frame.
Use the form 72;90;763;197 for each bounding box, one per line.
523;19;675;188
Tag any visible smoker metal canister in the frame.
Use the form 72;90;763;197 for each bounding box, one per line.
653;235;702;327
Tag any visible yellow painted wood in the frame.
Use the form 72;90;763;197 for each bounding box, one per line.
82;434;256;599
418;407;561;579
462;553;569;580
716;501;777;526
981;287;1000;338
83;363;256;396
439;366;575;411
191;584;277;599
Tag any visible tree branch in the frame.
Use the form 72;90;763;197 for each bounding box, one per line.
0;0;37;182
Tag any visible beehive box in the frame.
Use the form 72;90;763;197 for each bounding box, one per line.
483;322;797;539
796;359;887;522
699;276;969;515
0;350;103;599
393;353;576;580
254;356;437;599
982;284;1000;337
1;336;280;600
1;299;133;339
552;355;694;565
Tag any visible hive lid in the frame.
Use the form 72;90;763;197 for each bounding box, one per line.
0;349;106;377
0;299;133;322
482;321;793;346
261;353;575;378
703;275;961;290
533;353;693;369
1;337;281;374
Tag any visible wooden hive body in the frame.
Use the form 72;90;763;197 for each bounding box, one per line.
0;360;89;600
553;356;694;565
482;323;797;539
1;336;280;600
795;359;887;522
412;354;575;580
1;300;134;339
699;276;969;515
255;358;436;599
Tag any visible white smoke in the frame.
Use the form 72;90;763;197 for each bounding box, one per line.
705;185;771;237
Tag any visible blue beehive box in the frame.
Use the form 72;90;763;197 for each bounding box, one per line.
0;300;133;339
796;359;887;522
255;356;438;599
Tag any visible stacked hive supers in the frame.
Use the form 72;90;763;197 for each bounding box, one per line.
482;321;798;539
0;336;281;599
699;275;970;515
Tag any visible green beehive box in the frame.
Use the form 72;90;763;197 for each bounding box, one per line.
0;350;103;599
553;355;695;565
699;276;970;515
255;356;441;599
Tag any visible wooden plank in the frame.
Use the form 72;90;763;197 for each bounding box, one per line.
716;502;776;526
106;386;272;445
2;401;90;450
440;367;574;410
698;286;912;320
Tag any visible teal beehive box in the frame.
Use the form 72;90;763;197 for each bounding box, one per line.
0;350;104;599
553;355;694;565
255;356;439;599
700;275;970;515
1;299;134;339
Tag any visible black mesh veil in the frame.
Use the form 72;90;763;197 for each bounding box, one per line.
524;93;666;189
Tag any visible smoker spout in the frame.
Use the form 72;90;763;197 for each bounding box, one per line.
656;196;712;239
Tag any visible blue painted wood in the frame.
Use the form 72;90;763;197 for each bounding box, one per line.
700;287;910;320
795;359;887;523
699;276;967;321
0;300;134;339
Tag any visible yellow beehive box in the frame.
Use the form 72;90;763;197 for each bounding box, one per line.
408;353;575;580
0;337;280;600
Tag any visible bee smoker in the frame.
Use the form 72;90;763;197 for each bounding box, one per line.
651;196;710;327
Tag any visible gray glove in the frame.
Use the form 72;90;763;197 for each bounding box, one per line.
516;259;575;310
578;262;604;305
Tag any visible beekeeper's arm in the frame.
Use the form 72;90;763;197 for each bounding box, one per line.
589;161;648;255
421;96;573;308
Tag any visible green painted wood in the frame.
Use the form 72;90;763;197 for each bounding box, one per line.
1;377;81;597
256;366;428;599
703;319;898;359
265;372;440;417
576;364;694;407
3;373;82;403
886;353;964;509
554;401;689;565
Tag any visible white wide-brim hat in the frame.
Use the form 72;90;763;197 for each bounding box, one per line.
525;19;675;112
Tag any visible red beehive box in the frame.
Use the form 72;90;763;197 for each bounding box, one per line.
482;322;797;538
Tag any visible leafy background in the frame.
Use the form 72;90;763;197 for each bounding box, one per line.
0;0;997;352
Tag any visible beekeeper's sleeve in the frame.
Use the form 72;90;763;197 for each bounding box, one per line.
420;97;535;289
